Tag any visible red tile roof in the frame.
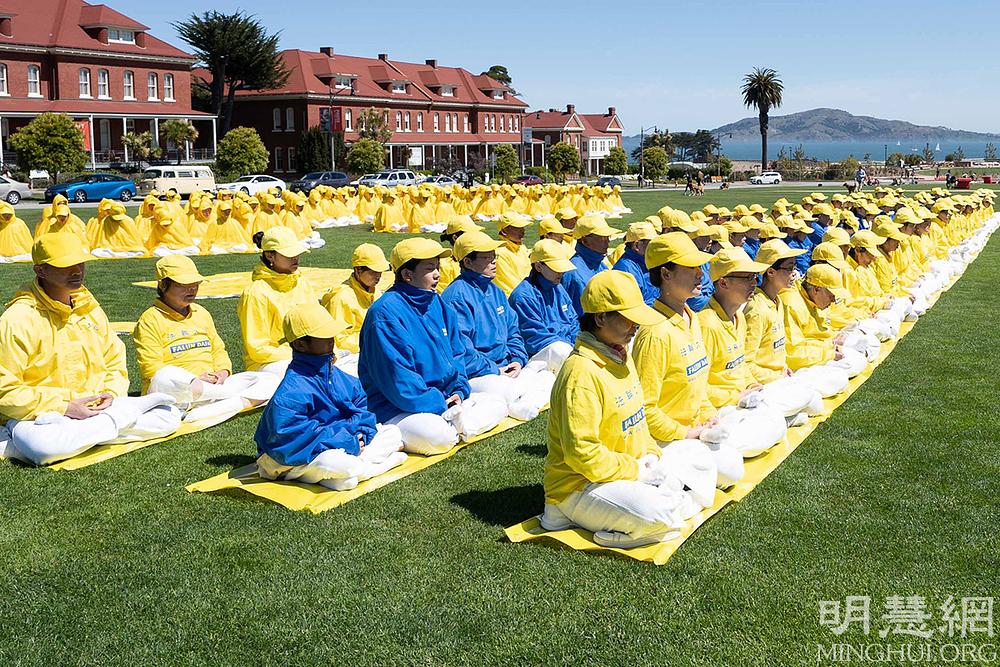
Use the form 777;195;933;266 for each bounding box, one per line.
523;110;584;131
580;113;622;137
0;0;193;60
234;49;528;108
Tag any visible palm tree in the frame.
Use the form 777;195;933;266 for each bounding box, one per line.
741;68;783;173
162;119;199;164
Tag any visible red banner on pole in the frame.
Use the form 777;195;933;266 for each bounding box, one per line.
331;107;343;133
75;119;91;151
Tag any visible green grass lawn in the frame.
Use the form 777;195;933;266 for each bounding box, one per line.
2;190;999;665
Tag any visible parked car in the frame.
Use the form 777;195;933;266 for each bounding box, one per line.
351;173;376;187
288;171;350;193
420;175;459;187
514;174;543;185
595;176;622;187
0;175;31;204
45;173;136;203
138;166;216;197
750;171;783;185
361;169;418;187
216;174;286;196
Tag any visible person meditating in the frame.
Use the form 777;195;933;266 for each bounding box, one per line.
0;234;180;465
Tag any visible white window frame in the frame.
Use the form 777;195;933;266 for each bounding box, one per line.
500;115;505;133
391;81;406;94
122;70;134;99
463;114;469;133
78;68;91;98
441;85;454;97
444;113;451;133
287;146;297;172
513;116;519;131
27;65;41;97
344;108;353;131
433;113;439;132
274;147;284;172
97;69;110;99
285;107;295;132
395;111;402;131
147;72;158;101
0;64;7;96
404;112;411;132
164;73;174;101
493;90;504;100
417;113;424;132
272;108;282;131
335;76;352;90
108;28;136;44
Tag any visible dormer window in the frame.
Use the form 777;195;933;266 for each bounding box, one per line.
441;85;455;97
334;76;353;90
391;81;406;94
108;28;135;44
493;90;504;100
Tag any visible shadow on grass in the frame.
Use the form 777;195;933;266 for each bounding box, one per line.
451;484;543;527
515;443;546;458
205;454;256;468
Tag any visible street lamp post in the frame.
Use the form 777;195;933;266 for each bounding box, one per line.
638;124;657;187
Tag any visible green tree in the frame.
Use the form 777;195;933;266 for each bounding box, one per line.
741;67;784;174
985;143;997;161
492;144;519;183
358;107;393;144
604;146;629;175
840;156;860;179
174;11;290;134
214;126;269;181
8;113;86;180
642;146;668;184
121;131;159;168
903;154;921;167
346;138;386;176
630;130;671;164
298;125;344;173
480;65;516;95
886;151;906;167
954;145;965;162
921;144;934;163
546;142;580;183
161;119;199;165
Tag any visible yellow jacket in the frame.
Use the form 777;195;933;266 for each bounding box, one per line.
85;214;145;253
844;257;886;315
780;283;835;370
237;263;317;371
320;276;376;354
132;299;232;391
699;298;752;409
0;203;33;258
199;213;253;253
742;288;787;384
632;300;714;442
436;255;461;294
872;251;906;297
0;282;128;420
545;332;660;504
494;239;531;297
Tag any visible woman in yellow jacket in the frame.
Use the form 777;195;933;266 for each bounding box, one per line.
493;213;533;296
320;243;390;376
134;255;279;423
134;193;160;239
0;201;33;262
199;199;253;255
372;190;407;233
86;201;146;258
541;270;702;549
780;265;846;370
35;202;87;246
146;202;199;257
252;194;283;235
743;239;806;383
238;226;317;375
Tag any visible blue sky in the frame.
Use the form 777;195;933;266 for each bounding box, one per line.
123;0;999;135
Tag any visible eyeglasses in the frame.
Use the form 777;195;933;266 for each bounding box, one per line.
725;273;759;283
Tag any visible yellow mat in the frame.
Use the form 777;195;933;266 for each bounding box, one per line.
186;415;536;513
49;406;260;471
131;267;362;299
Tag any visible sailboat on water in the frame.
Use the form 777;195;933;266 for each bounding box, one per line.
896;140;901;146
935;142;941;151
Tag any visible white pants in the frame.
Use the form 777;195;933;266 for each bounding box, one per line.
656;436;745;490
700;405;787;459
0;253;31;263
90;248;145;258
827;347;868;378
3;393;181;466
792;365;850;398
259;424;406;491
469;360;556;421
334;352;359;377
528;341;574;374
152;245;199;257
386;392;508;456
147;365;281;423
258;359;292;377
208;244;249;255
755;376;824;417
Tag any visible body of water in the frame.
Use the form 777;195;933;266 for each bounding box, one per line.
721;140;1000;162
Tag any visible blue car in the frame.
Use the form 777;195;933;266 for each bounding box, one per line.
45;173;136;203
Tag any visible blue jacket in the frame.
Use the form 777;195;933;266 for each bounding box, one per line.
509;271;579;357
359;282;471;422
254;351;376;467
613;246;657;305
563;243;610;316
787;236;812;275
807;222;826;248
441;269;528;378
742;237;761;259
687;261;713;312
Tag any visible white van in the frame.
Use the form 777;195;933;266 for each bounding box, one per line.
138;166;216;196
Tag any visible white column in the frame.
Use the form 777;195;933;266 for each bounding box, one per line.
152;118;159;147
88;115;96;169
185;125;191;162
0;115;4;167
388;145;393;169
121;117;129;162
211;117;218;160
432;143;437;167
463;144;468;167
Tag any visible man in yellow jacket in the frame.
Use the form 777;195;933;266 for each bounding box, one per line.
493;213;532;296
0;234;181;465
320;243;391;376
743;239;806;383
780;264;848;370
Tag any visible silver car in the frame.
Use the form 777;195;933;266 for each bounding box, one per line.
0;175;31;204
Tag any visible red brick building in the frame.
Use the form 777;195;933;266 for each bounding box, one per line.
523;104;624;175
227;48;528;176
0;0;214;169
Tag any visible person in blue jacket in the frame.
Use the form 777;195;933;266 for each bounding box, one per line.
612;221;658;305
562;214;617;316
254;302;407;490
509;239;579;372
687;225;715;312
358;238;508;455
781;217;813;276
442;231;556;421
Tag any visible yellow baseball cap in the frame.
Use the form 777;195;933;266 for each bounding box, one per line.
755;239;806;266
529;239;576;272
539;218;572;236
822;226;851;246
758;222;787;240
811;242;849;270
669;210;698;233
155;255;205;284
261;226;308;257
931;199;955;213
446;215;483;235
498;213;531;230
351;243;391;272
706;225;732;248
723;217;750;234
709;246;769;282
643;215;664;233
625;221;658;243
849;230;886;253
572;215;617;239
580;270;663;326
688;219;712;239
32;233;93;267
453;231;504;261
871;220;907;242
893;207;920;225
555;206;579;221
389;237;451;271
804;264;849;300
812;203;835;217
280;302;347;344
645;231;714;269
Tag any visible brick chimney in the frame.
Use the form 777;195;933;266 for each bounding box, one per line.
608;106;616;116
425;58;437;68
378;53;388;61
320;46;334;57
566;104;575;114
548;108;556;113
0;17;12;38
